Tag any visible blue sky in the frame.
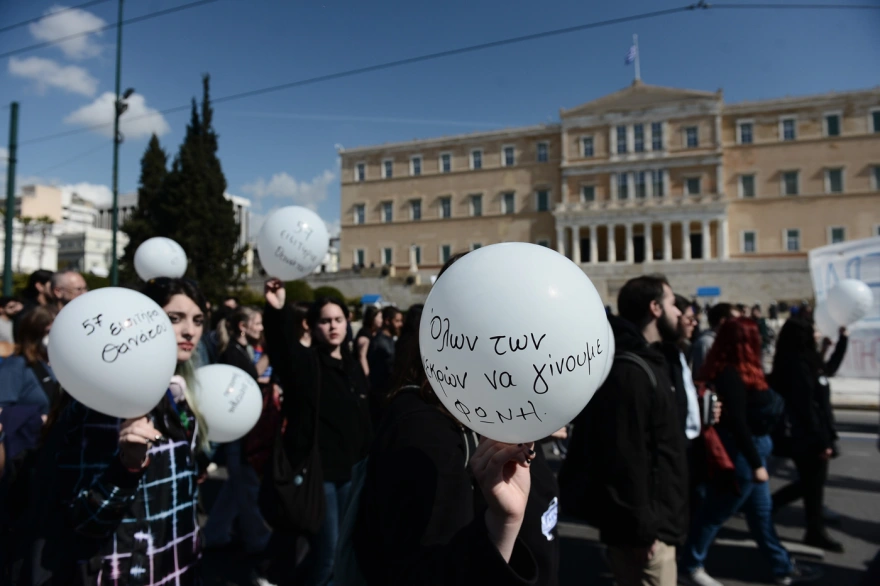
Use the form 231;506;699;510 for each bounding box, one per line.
1;0;879;237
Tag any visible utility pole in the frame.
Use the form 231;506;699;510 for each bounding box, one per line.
110;0;125;286
3;102;18;296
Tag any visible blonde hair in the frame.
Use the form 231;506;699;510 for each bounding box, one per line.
177;358;211;452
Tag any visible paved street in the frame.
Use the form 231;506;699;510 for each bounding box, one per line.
201;410;879;585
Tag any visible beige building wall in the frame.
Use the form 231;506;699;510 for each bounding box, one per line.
18;185;63;223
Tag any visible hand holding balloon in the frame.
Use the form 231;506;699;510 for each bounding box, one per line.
119;416;162;470
264;278;286;310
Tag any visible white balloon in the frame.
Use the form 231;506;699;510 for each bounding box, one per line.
826;279;874;326
48;287;178;418
813;301;840;340
419;243;609;443
194;364;263;443
257;207;330;281
134;237;188;281
599;316;615;386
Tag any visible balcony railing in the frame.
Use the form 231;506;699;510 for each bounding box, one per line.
555;192;725;213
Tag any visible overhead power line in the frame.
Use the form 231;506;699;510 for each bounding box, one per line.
710;3;880;9
0;0;223;60
0;0;112;35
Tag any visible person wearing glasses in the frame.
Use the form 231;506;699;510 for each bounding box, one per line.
49;270;88;309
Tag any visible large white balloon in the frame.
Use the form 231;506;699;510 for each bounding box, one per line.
194;364;263;443
257;207;330;281
48;287;178;418
813;301;840;340
134;237;188;281
419;243;610;443
826;279;874;326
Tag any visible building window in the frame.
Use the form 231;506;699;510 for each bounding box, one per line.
410;156;422;176
739;174;756;198
355;249;365;266
537;239;550;248
471;149;483;170
382;201;393;223
440;153;452;173
581;185;595;202
738;121;753;145
873;165;880;190
382;247;393;265
617;173;629;199
829;226;845;244
616;125;627;154
781;118;797;141
502;192;515;214
356;163;366;182
785;229;800;252
634;124;645;152
824;113;841;137
652;170;665;197
826;168;844;194
742;231;757;253
440;196;452;219
354;204;365;224
503;146;515;167
536;190;550;212
537;142;549;163
685;126;699;148
873;110;880;133
440;244;452;263
783;171;799;196
635;171;647;198
411;199;422;220
470;194;483;217
582;136;594;157
382;159;393;179
651;122;663;151
686;177;701;195
412;245;422;265
471;243;482;250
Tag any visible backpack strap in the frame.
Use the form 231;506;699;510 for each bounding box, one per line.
615;351;660;505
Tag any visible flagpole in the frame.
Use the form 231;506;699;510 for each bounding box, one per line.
633;33;641;82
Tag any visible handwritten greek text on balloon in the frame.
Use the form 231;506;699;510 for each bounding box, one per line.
489;333;547;356
422;355;468;397
454;397;544;425
82;314;104;335
102;324;168;363
429;314;479;352
225;373;248;413
108;310;162;337
532;339;603;395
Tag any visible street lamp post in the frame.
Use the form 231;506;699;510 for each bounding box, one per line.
109;0;131;286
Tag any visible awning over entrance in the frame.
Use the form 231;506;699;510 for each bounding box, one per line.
361;294;382;305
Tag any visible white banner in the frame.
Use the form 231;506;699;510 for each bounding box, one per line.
808;236;880;380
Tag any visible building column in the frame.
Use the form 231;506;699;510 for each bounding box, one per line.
589;225;598;264
702;219;712;260
644;222;653;263
561;130;569;164
607;224;617;263
716;163;724;197
625;223;634;264
682;221;692;261
561;182;569;206
663;221;672;260
718;217;729;260
572;225;581;264
610;173;618;201
645;172;653;198
556;225;566;257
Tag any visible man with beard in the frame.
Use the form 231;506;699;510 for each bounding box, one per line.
565;275;688;586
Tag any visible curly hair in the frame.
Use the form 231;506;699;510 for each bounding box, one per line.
697;316;768;390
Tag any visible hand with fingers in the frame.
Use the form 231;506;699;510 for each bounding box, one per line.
469;438;535;562
119;416;163;470
264;278;286;310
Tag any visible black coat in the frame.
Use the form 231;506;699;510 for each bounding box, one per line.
570;316;689;547
355;390;559;586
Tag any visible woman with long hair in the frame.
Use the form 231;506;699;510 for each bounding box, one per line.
263;281;371;585
26;278;210;585
770;317;847;553
351;253;558;586
0;306;59;414
680;318;818;586
355;306;382;377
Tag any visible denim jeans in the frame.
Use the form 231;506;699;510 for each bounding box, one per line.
299;480;352;586
683;433;793;578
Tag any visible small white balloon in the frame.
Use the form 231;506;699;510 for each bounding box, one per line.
419;243;609;443
257;207;330;281
134;237;188;281
826;279;874;326
813;301;840;340
48;287;178;418
194;364;263;443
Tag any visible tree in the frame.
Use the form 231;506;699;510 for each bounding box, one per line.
120;134;168;284
16;216;34;273
36;215;55;269
313;285;345;302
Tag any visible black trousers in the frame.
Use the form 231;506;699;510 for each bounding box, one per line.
771;452;829;535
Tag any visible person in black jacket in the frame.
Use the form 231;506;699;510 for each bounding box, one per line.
263;280;372;586
353;253;554;586
568;275;688;586
366;306;403;425
770;318;848;553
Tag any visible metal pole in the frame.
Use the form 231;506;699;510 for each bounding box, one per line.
633;33;641;82
110;0;124;286
4;102;19;296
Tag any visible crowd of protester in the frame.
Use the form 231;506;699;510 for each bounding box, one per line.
0;263;876;586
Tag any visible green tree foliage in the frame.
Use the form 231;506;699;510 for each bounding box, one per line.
284;280;314;303
313;285;345;302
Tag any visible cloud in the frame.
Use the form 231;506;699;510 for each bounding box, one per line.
0;147;7;168
9;56;98;96
241;170;335;210
325;218;340;238
59;182;112;206
64;92;170;139
29;4;106;60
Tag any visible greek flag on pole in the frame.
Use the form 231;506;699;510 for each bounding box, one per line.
625;45;637;65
